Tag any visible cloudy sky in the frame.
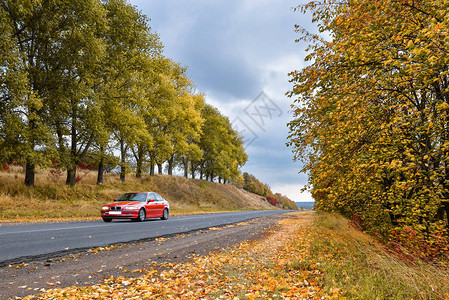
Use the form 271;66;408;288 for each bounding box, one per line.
129;0;314;202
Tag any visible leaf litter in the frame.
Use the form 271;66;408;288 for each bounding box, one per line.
22;212;341;299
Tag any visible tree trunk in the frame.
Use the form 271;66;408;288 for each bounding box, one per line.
191;163;195;179
97;147;104;185
25;101;36;187
120;140;126;182
168;156;174;175
66;105;78;186
66;166;77;186
157;163;163;175
149;154;155;176
25;161;35;187
136;157;142;178
132;144;144;179
182;157;188;178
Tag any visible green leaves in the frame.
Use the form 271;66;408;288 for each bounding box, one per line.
196;104;247;182
1;0;248;186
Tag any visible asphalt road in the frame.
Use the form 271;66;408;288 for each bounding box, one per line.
0;210;289;266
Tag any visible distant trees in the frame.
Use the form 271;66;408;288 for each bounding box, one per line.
196;104;247;183
0;0;247;186
288;0;449;256
243;172;269;196
241;172;297;209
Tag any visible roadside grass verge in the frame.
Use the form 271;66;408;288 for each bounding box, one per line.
310;212;449;300
0;169;275;222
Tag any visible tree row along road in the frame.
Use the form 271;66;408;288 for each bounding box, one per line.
0;210;290;266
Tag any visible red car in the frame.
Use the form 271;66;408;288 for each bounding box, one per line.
101;192;170;222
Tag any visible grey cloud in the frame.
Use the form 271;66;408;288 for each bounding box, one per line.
129;0;312;197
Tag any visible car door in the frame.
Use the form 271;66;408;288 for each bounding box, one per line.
154;193;165;216
144;192;158;217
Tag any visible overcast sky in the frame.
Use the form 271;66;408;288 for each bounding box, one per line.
129;0;314;202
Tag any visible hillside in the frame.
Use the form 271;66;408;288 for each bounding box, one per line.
0;167;283;222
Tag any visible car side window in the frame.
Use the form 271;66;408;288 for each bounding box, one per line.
155;193;163;201
148;193;156;201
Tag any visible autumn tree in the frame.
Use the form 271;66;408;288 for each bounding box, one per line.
0;3;28;166
100;0;161;182
241;173;297;209
1;0;68;186
288;0;449;251
162;64;204;176
49;0;108;186
142;58;203;177
181;93;205;178
1;0;110;186
196;104;247;183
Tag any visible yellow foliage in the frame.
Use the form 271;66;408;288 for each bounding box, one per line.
288;0;449;252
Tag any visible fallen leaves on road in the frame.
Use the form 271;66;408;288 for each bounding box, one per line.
23;212;342;299
8;263;29;269
87;244;122;254
209;221;251;231
208;227;221;231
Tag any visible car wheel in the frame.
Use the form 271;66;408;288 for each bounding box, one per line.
136;208;146;222
161;208;169;220
102;218;112;223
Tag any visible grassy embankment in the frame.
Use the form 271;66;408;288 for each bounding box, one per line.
23;211;449;299
0;166;276;222
307;212;449;299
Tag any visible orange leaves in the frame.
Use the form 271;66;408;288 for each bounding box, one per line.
87;244;121;254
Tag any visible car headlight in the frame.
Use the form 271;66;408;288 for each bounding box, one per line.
124;206;139;210
102;206;110;211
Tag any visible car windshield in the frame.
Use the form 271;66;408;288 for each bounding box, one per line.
117;193;147;202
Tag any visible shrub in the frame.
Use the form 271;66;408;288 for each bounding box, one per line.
266;196;280;206
1;164;10;172
387;225;449;261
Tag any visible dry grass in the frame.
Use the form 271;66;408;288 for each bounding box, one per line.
0;168;277;222
311;212;449;299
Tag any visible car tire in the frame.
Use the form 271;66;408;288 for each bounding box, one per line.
161;208;169;220
102;218;112;223
136;208;146;222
